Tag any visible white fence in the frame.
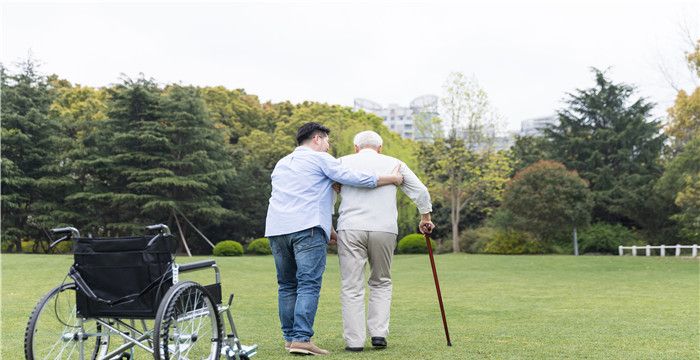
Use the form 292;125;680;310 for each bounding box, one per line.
618;244;699;257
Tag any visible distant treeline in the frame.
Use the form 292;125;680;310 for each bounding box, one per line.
2;43;699;254
1;60;422;253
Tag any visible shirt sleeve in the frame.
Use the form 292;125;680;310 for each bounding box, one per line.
319;153;378;188
399;161;433;214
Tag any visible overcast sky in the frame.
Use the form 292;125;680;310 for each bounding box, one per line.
2;0;699;131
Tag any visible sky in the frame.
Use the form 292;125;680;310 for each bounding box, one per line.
2;0;699;132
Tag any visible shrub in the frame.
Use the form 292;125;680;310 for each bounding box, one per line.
21;240;35;253
579;223;639;254
247;237;272;255
213;240;244;256
397;233;437;254
52;239;73;254
436;239;453;254
460;227;498;253
483;230;545;254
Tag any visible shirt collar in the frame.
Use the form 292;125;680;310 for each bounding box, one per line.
358;148;379;154
295;145;314;152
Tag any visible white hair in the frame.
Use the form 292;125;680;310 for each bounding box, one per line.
353;130;383;149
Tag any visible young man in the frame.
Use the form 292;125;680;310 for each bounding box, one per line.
265;123;403;356
335;130;434;352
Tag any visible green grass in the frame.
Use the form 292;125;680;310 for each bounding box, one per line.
2;253;699;359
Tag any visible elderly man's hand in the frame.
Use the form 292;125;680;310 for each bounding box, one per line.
418;220;435;234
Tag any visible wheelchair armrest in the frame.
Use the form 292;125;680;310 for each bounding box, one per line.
179;260;216;273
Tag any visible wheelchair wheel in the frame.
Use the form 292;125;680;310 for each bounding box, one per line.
24;283;109;360
154;281;222;360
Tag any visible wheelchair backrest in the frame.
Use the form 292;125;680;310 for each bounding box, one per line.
71;233;177;318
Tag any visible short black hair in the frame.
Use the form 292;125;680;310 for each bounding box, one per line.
296;122;331;145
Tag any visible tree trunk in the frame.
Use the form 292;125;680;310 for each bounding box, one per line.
451;190;461;253
11;239;21;253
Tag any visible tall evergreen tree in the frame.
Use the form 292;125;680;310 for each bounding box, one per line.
155;85;237;232
68;77;165;234
1;61;72;251
70;79;236;247
544;68;666;231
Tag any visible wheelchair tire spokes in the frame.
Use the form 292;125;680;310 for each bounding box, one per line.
154;281;222;360
24;283;109;360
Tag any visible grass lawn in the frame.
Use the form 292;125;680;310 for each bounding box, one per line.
2;253;698;359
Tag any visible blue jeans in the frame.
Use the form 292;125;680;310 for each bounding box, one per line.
269;227;328;342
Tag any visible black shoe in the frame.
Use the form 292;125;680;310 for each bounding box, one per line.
371;337;387;349
345;346;364;352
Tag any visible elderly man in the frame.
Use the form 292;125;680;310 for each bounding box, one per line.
265;123;404;356
335;130;434;352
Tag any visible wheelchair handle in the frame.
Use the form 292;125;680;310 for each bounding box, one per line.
48;235;69;250
51;227;81;239
146;224;171;235
146;224;171;247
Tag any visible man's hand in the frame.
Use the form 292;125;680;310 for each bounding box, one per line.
419;213;435;234
332;182;342;193
330;228;338;245
391;163;404;186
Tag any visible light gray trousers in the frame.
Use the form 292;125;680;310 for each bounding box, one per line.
337;230;397;348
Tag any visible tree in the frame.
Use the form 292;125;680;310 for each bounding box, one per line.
68;77;164;234
418;72;510;252
510;134;551;174
502;160;593;252
657;39;700;241
0;60;73;251
200;86;267;145
544;68;666;231
666;87;700;152
665;39;700;153
47;76;108;140
69;79;236;246
656;138;700;240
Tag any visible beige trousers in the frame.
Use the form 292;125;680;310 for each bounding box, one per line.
337;230;397;348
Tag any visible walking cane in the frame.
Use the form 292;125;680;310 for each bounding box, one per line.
424;231;452;346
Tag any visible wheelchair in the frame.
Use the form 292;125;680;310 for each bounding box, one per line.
24;224;258;360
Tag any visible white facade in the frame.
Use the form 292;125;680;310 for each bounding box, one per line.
353;95;439;141
520;115;558;136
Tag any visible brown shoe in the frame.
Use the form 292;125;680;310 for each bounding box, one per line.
285;342;291;351
288;341;330;355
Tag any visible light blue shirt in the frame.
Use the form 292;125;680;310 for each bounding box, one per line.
265;146;379;240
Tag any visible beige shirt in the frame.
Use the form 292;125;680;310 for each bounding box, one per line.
336;148;432;234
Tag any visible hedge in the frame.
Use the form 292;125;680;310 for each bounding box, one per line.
397;233;437;254
213;240;244;256
247;237;272;255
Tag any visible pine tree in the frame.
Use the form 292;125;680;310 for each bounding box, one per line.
1;60;72;251
151;85;237;241
69;77;165;234
544;68;666;230
70;79;236;248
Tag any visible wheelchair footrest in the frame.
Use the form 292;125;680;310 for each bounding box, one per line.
240;344;258;358
223;344;258;359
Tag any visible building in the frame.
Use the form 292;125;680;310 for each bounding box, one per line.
353;95;439;141
519;115;558;137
